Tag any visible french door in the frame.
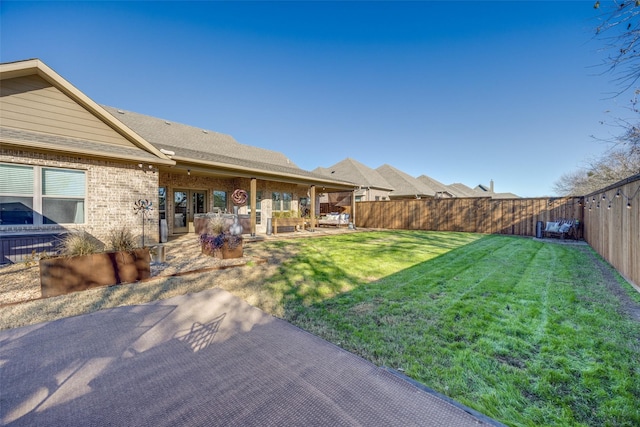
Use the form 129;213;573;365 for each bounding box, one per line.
173;189;206;233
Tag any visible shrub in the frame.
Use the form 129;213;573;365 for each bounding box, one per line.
207;215;226;235
108;226;137;252
23;249;49;267
272;210;298;219
59;232;100;257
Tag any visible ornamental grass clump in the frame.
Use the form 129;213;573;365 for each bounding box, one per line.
108;226;138;252
58;232;100;257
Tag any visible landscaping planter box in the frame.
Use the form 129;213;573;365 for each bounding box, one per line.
201;242;243;259
272;217;305;235
39;248;151;298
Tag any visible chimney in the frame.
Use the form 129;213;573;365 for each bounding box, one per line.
490;179;494;192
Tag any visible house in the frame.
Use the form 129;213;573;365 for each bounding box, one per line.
313;158;394;203
0;59;355;263
416;174;457;198
375;164;437;199
473;181;520;199
102;106;356;235
315;158;521;203
446;182;484;198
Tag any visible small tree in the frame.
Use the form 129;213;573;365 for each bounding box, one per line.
554;2;640;195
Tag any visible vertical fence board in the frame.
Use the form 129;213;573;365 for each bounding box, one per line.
354;182;637;289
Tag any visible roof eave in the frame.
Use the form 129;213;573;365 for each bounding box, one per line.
1;137;176;166
169;156;357;190
0;59;173;163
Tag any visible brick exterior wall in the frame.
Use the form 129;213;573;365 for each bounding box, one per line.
1;148;159;250
1;147;321;263
160;173;311;235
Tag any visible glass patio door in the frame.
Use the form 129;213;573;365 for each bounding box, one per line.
173;189;206;234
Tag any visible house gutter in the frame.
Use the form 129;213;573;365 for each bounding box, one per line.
1;137;176;166
170;156;356;190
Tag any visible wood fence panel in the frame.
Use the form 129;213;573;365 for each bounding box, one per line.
478;199;491;233
356;197;583;236
419;200;429;230
354;182;638;288
462;199;474;232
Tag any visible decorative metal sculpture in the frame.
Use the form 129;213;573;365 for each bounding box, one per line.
229;189;247;235
231;189;248;206
134;199;153;247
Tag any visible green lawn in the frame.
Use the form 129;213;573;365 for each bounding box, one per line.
260;231;640;427
2;230;638;426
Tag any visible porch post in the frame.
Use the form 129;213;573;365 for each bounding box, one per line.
250;178;257;237
310;185;316;231
351;189;356;228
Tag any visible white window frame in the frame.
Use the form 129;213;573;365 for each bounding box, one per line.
272;192;293;212
0;163;86;227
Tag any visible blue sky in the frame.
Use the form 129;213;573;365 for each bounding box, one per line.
0;1;630;197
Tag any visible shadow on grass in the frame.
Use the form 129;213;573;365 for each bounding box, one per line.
271;232;640;427
3;230;639;426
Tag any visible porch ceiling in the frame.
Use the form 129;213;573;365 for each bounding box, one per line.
159;163;356;192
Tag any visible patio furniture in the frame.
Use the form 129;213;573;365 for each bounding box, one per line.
543;219;577;239
318;213;350;227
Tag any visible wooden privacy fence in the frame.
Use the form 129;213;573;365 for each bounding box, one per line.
583;174;640;290
354;175;639;289
355;197;584;237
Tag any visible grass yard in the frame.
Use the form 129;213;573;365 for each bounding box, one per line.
260;231;640;427
1;230;638;426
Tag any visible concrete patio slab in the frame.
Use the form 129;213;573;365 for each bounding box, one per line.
1;288;500;426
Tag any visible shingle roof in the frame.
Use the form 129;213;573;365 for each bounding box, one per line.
313;158;393;190
102;106;355;186
102;106;296;167
446;183;480;197
416;174;454;196
376;164;437;198
471;184;519;199
490;192;520;199
1;127;165;163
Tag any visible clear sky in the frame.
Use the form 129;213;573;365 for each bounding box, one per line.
0;1;630;197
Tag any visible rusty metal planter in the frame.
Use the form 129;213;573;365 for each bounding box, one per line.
201;241;243;259
39;248;151;298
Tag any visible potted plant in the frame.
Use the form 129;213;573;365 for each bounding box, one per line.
39;227;151;298
198;215;244;259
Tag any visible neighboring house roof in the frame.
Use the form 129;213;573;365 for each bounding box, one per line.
490;192;520;199
0;59;174;165
416;174;456;197
313;158;393;191
376;164;437;198
474;183;520;199
103;106;356;189
446;183;480;197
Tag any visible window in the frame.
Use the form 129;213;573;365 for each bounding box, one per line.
272;192;292;212
158;187;166;220
299;197;310;216
0;163;85;226
42;168;85;224
213;190;227;212
0;164;34;225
